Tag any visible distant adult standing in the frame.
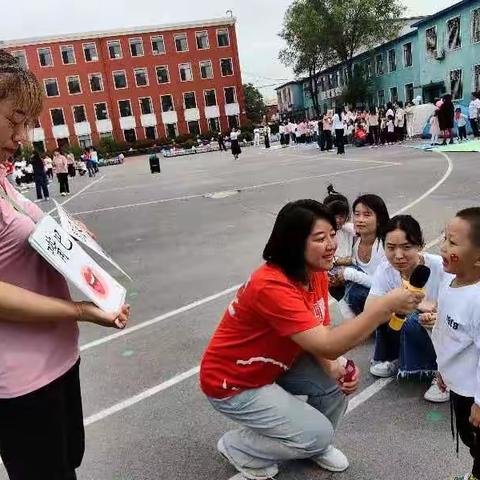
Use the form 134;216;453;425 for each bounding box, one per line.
230;127;242;160
279;123;286;147
438;94;455;145
31;151;49;202
264;124;271;149
44;154;53;180
66;152;76;177
89;147;99;173
218;133;227;152
323;111;333;152
394;101;405;142
53;149;69;196
405;102;415;139
368;107;379;147
253;127;261;147
333;108;345;155
468;92;480;138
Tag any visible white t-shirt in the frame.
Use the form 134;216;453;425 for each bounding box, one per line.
369;253;448;302
468;101;479;119
335;223;355;258
344;238;386;288
332;114;344;130
432;278;480;403
230;131;240;140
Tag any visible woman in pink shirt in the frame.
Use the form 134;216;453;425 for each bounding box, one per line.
53;149;70;196
0;50;130;480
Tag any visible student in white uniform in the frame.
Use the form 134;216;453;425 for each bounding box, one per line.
366;215;450;403
432;208;480;480
253;127;261;147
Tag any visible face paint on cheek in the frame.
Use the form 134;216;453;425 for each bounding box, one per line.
450;254;460;263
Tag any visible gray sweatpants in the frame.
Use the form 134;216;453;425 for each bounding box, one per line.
208;354;348;470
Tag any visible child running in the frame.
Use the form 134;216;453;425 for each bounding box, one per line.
432;208;480;480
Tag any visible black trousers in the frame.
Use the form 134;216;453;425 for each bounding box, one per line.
471;118;480;138
458;125;467;140
34;174;49;200
335;129;345;154
451;391;480;478
57;173;70;194
0;360;84;480
369;125;379;145
324;130;333;150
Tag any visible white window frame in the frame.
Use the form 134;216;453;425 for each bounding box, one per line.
187;120;201;135
144;125;158;140
37;47;53;67
107;40;123;60
43;78;60;98
203;88;217;107
139;96;154;115
174;33;189;53
473;63;480;93
164;123;179;139
72;104;88;124
195;30;210;50
60;45;76;65
118;99;133;118
216;28;230;47
134;67;149;87
446;15;462;51
402;42;413;68
199;60;214;79
425;25;438;57
183;91;197;110
220;57;234;77
155;65;170;84
82;42;99;62
50;107;66;126
449;68;464;100
160;94;175;113
387;48;396;73
94;102;109;121
151;35;166;55
472;7;480;44
224;86;237;104
112;70;128;90
88;72;104;93
66;75;82;95
389;86;398;103
123;128;137;142
375;53;384;76
129;37;145;58
178;62;193;82
404;83;414;103
11;50;28;69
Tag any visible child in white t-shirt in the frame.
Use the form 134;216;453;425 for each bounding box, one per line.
432;208;480;480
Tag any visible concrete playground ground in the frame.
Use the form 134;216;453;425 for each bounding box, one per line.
3;140;480;480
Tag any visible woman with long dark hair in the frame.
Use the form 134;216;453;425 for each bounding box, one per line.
200;199;421;480
31;151;49;202
438;93;455;145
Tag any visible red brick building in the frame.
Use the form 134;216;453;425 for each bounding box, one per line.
2;17;245;151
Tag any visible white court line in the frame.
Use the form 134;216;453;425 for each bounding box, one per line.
72;164;394;216
46;175;105;215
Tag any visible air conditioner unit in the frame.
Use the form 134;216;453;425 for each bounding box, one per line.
435;49;445;60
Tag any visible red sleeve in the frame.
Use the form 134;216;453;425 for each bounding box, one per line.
253;278;321;337
319;272;331;326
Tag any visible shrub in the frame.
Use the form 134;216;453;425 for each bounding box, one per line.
63;144;83;159
134;139;155;149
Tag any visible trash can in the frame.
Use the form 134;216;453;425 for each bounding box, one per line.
149;154;161;174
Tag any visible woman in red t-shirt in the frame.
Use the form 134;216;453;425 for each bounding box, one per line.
200;199;422;480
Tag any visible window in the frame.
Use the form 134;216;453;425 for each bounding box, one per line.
204;89;217;107
388;49;396;72
113;70;127;89
208;117;220;131
57;138;70;149
78;134;92;149
12;51;27;69
100;132;113;140
378;89;385;106
403;42;413;67
129;38;144;57
228;115;239;129
67;75;82;94
390;86;398;103
473;8;480;43
224;87;237;104
73;105;87;123
44;79;59;97
217;29;230;47
179;63;193;82
83;43;98;62
139;97;153;115
375;54;384;76
89;73;104;92
50;108;65;126
405;83;414;103
145;126;157;140
474;64;480;93
95;103;109;120
447;17;461;50
365;60;372;78
161;95;174;112
151;36;165;54
108;40;123;59
175;33;188;52
187;120;200;135
38;48;53;67
196;31;209;49
200;60;213;79
156;66;170;84
134;68;149;87
119;100;133;117
61;46;76;65
124;129;136;143
426;26;437;56
166;124;178;139
221;58;234;76
183;92;197;109
450;69;463;99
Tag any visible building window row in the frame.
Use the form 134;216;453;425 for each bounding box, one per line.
16;28;232;69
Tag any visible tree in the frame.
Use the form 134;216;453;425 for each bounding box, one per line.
243;83;266;124
279;0;334;117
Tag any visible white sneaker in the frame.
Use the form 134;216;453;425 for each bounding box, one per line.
424;378;450;403
369;360;399;378
217;437;278;479
34;199;43;203
61;192;67;196
313;445;349;472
